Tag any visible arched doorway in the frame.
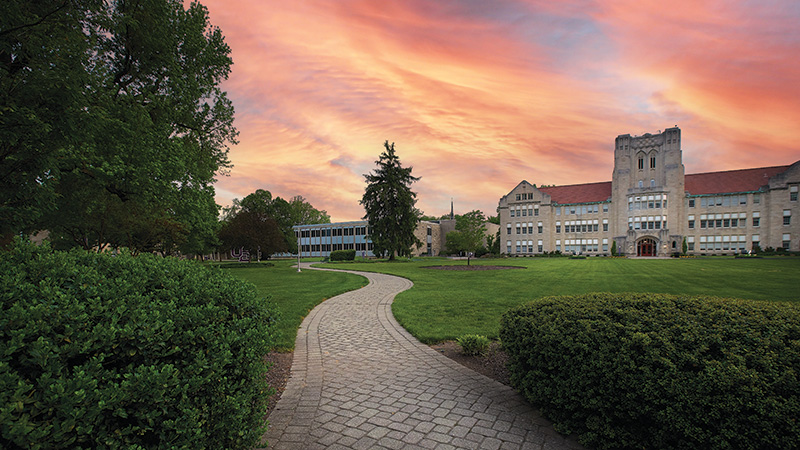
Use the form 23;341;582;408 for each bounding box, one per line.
637;238;657;257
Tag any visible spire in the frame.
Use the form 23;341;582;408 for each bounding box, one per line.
450;198;454;220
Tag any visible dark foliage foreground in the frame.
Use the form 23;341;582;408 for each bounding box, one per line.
0;241;278;449
501;293;800;450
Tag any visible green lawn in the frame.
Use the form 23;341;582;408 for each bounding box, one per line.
215;259;366;351
318;257;800;344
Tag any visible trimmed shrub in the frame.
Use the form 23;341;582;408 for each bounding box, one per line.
500;293;800;450
456;334;490;356
0;240;278;450
330;249;356;261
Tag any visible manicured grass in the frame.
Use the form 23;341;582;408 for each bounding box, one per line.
214;259;366;351
318;257;800;344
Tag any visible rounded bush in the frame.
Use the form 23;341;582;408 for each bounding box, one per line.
330;249;356;261
500;293;800;450
0;240;278;449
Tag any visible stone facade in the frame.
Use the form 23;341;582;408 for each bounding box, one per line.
498;127;800;257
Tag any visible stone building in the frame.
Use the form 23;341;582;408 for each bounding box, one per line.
498;127;800;257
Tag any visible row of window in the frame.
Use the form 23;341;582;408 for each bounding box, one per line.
300;242;372;252
628;194;667;211
510;205;539;217
509;223;544;234
627;215;667;231
555;204;608;216
298;227;367;238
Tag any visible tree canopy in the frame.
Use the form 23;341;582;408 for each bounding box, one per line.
219;189;329;258
445;210;487;265
1;0;236;255
360;141;421;260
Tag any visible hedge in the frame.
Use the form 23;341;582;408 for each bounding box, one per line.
0;240;278;449
500;293;800;450
330;249;356;261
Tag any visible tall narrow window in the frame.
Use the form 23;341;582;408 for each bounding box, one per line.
791;186;798;202
650;156;656;169
784;210;792;226
638;157;644;170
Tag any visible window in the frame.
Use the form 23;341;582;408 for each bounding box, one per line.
515;194;520;201
515;223;521;234
516;241;521;253
784;210;792;226
754;194;760;204
753;213;760;227
521;208;527;217
556;222;561;233
538;222;543;233
507;224;512;235
556;207;561;215
687;236;695;251
688;199;695;208
638;180;643;188
688;220;695;229
603;204;608;213
528;223;533;234
506;241;512;254
650;156;656;169
783;234;791;250
638;156;644;170
650;179;656;188
534;207;539;216
538;240;543;253
792;186;799;201
603;221;608;232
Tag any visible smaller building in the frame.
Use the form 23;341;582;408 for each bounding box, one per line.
293;219;498;258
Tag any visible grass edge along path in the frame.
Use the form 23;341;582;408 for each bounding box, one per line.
318;257;800;344
214;259;366;351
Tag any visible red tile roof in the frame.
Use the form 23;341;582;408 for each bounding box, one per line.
537;165;791;204
685;165;790;196
540;181;612;204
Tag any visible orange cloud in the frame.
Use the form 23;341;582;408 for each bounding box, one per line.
203;0;800;221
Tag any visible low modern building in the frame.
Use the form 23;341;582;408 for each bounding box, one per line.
498;126;800;257
293;218;498;258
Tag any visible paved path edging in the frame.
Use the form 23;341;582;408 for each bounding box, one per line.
261;263;585;450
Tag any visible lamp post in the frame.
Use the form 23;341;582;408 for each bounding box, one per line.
297;233;302;273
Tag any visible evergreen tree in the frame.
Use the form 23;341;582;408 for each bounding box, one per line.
360;141;421;260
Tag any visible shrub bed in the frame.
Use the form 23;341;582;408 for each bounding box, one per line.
330;249;356;261
500;293;800;450
0;241;278;449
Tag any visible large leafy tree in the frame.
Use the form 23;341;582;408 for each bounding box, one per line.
221;189;329;256
360;141;421;260
445;210;487;265
0;0;235;253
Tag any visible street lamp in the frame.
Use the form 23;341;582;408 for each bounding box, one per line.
297;233;302;273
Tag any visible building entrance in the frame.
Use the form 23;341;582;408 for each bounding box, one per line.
637;238;657;257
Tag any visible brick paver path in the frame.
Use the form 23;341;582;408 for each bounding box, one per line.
261;264;585;450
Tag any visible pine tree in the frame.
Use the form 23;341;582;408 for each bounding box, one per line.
360;141;421;260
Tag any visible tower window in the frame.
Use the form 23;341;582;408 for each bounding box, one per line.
638;157;644;170
650;156;656;169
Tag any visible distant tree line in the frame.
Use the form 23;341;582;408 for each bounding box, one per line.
218;189;329;260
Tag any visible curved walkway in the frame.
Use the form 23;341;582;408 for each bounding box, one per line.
261;263;584;450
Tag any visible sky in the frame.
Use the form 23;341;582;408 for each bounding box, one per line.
201;0;800;222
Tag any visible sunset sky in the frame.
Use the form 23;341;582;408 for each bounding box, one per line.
202;0;800;222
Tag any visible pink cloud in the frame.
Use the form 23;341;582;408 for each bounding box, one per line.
202;0;800;221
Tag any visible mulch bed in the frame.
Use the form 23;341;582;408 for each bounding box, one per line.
423;265;525;271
